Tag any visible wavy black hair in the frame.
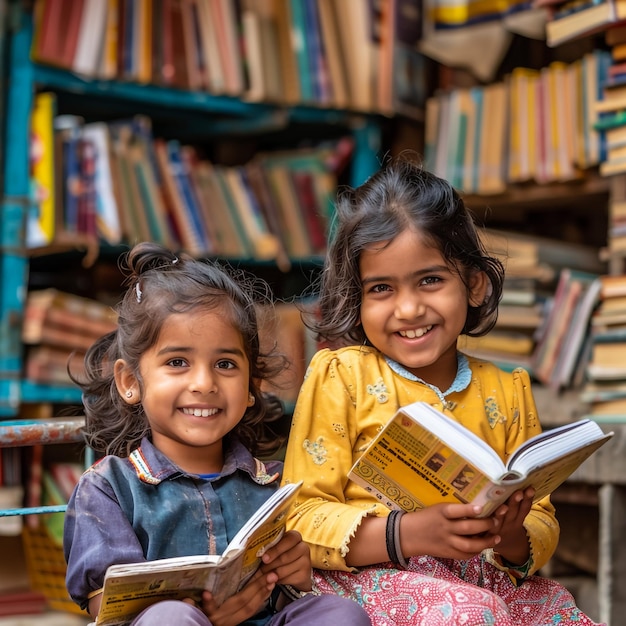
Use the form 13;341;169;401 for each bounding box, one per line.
308;156;505;347
72;242;287;458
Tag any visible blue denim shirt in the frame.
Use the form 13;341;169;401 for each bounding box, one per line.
64;436;282;618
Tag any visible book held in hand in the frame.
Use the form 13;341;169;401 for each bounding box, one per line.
94;481;302;626
349;402;613;518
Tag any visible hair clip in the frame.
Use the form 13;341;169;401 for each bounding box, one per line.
135;281;142;303
172;257;179;264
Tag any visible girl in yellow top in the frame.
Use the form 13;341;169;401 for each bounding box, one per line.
281;158;602;625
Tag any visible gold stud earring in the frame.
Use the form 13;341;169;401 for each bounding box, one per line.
248;392;255;406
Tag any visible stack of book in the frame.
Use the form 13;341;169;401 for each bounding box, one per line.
532;269;602;391
22;288;118;387
582;274;626;419
459;229;604;378
257;302;317;407
544;0;626;48
594;24;626;178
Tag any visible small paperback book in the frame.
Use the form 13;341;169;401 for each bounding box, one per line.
349;401;612;518
95;480;302;626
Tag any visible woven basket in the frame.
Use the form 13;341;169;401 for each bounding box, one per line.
22;521;87;616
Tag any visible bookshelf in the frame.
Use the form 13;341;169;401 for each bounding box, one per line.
0;1;407;614
433;15;626;624
0;1;395;418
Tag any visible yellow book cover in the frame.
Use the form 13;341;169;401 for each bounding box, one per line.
507;70;522;182
29;91;57;246
507;67;540;182
477;82;507;195
349;402;612;518
96;481;302;626
99;0;120;80
544;63;567;181
137;0;153;84
550;61;579;181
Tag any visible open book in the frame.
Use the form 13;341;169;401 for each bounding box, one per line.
349;402;613;518
94;481;302;626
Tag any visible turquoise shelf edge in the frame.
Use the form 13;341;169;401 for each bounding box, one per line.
32;64;274;117
0;380;83;416
20;381;83;405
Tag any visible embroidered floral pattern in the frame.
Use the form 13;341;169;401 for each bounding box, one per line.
252;458;280;484
485;397;506;429
304;437;328;465
332;423;346;437
129;449;161;485
367;378;389;403
312;513;327;529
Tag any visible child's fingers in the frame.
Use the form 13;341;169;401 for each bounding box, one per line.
201;571;275;626
261;530;303;565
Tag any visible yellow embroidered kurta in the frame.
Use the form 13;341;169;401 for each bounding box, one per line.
281;346;559;574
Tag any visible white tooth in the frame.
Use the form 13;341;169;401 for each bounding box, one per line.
400;325;432;339
183;408;217;417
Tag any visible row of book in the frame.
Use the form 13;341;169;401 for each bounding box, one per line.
29;91;347;266
31;0;426;117
424;50;612;196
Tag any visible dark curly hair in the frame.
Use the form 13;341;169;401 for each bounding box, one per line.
72;242;287;458
308;157;505;347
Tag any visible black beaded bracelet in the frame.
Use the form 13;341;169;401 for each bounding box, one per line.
385;510;409;568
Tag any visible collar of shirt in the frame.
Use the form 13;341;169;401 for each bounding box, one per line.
128;436;281;486
384;351;472;404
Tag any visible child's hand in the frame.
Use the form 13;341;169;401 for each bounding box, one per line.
402;502;502;560
488;487;534;566
199;569;275;626
259;529;312;591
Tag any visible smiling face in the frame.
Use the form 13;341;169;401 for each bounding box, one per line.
359;228;487;391
114;307;253;475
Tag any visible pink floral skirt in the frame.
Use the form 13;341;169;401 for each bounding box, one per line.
312;554;603;626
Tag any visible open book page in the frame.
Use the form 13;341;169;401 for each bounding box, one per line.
224;480;303;590
95;481;302;626
349;402;612;519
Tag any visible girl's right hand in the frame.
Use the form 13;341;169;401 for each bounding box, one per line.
401;503;502;561
199;569;274;626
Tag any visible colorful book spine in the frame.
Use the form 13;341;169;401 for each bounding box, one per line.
28;92;57;247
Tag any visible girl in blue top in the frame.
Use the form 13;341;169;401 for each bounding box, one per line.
63;242;371;626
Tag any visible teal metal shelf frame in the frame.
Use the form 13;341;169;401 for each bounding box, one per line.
0;4;382;417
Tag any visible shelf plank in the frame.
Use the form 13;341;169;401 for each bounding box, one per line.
32;64;271;117
462;173;611;212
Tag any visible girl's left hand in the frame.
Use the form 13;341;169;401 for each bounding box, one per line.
488;487;534;565
199;569;275;626
259;529;313;591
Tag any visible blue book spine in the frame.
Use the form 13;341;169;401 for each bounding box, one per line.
289;0;313;102
166;140;210;253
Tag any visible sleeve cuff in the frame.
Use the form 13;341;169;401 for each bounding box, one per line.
484;549;534;585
